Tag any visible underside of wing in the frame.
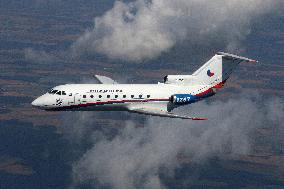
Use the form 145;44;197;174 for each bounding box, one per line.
94;75;118;84
129;108;207;120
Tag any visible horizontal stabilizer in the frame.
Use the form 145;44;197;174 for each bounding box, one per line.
94;75;118;84
129;108;207;120
217;52;258;63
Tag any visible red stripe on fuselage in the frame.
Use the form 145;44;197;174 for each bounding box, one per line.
195;80;227;97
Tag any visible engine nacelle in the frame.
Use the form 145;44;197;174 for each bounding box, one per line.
171;94;198;105
164;75;185;84
164;75;197;84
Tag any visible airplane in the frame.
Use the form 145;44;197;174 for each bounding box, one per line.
31;52;257;120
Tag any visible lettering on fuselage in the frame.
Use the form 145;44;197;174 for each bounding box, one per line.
89;89;123;93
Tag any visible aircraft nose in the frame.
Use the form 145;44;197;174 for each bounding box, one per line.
31;98;41;107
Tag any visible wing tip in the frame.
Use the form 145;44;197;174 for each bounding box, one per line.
248;59;258;64
191;117;208;120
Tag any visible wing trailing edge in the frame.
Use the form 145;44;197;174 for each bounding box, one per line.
129;108;207;120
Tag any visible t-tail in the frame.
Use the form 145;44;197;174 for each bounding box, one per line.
164;52;257;86
191;52;257;86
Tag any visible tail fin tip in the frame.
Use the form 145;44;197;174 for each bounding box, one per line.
217;52;258;63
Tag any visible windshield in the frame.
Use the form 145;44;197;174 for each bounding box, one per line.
48;90;67;95
48;89;58;94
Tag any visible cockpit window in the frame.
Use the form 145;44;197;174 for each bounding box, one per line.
49;89;55;94
49;89;64;95
48;90;58;94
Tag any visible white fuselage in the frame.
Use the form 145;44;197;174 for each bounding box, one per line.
31;83;214;111
31;52;255;119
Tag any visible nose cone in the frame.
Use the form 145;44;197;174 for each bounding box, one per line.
31;94;54;110
31;95;47;109
31;98;41;107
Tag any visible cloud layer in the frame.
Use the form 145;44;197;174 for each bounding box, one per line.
72;0;281;61
68;95;284;189
24;48;57;64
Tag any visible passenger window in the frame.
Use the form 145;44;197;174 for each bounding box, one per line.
107;95;110;98
99;95;102;98
123;95;126;98
147;95;150;98
69;93;72;96
83;95;86;98
139;95;142;98
56;91;61;95
62;91;66;95
115;95;118;98
131;95;134;98
90;95;94;98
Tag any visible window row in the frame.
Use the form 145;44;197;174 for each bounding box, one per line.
82;94;151;99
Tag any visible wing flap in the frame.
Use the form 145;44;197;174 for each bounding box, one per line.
130;108;207;120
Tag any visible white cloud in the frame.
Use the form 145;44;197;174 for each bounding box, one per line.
72;0;282;62
68;95;284;189
24;48;57;64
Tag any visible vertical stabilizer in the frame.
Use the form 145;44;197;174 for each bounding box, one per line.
192;52;257;85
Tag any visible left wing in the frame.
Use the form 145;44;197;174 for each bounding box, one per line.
129;108;207;120
94;75;118;84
